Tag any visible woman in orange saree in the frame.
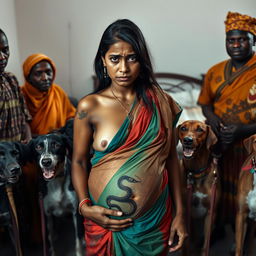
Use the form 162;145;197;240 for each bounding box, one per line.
72;19;187;256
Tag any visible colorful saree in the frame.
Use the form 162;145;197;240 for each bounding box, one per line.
198;54;256;222
85;87;181;256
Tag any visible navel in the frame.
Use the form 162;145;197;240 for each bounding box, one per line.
101;140;108;148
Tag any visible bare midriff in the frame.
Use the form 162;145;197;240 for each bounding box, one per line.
88;165;164;219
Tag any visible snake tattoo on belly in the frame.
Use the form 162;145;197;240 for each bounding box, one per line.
106;175;141;216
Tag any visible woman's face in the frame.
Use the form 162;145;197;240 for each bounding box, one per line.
102;40;140;88
28;61;54;92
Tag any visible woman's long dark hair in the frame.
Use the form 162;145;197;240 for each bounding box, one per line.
94;19;159;107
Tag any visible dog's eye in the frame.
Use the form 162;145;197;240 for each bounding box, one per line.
35;144;42;151
196;127;204;132
180;126;187;131
0;151;4;157
52;142;61;149
11;150;19;157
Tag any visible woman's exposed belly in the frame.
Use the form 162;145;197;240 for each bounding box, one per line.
88;167;164;219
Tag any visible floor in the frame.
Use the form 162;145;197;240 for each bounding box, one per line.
1;222;256;256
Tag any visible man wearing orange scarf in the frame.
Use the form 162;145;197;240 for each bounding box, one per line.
198;11;256;228
22;53;76;135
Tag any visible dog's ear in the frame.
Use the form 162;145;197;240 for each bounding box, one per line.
175;124;181;146
243;135;255;154
14;142;34;165
206;125;218;150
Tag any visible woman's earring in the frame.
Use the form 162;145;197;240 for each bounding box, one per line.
103;66;108;79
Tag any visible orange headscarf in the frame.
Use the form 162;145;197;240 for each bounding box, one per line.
22;53;76;135
225;11;256;36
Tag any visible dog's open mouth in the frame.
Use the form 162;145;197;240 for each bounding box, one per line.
183;146;195;159
42;168;55;180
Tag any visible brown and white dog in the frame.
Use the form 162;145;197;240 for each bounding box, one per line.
177;120;220;256
235;134;256;256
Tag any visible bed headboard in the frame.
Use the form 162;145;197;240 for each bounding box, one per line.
154;72;205;125
154;72;203;92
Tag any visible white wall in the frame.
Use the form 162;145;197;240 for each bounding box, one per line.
0;0;21;81
15;0;256;99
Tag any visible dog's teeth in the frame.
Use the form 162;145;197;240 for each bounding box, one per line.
184;148;194;157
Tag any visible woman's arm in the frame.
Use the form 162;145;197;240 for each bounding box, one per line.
72;97;133;231
166;131;187;252
72;99;92;202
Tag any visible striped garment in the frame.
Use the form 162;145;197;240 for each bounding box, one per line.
85;87;181;256
0;72;31;141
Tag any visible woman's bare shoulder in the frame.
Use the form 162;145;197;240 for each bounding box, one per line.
77;94;101;112
78;89;112;110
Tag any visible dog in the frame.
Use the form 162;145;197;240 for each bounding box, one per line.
0;141;30;256
235;134;256;256
30;132;83;256
177;120;220;256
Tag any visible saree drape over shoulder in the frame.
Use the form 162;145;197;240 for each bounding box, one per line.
85;87;181;256
198;54;256;125
198;54;256;222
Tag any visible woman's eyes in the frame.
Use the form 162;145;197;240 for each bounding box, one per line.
110;56;119;63
127;55;137;62
109;55;137;63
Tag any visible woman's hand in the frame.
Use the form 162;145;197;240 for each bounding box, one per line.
168;214;188;252
81;205;133;231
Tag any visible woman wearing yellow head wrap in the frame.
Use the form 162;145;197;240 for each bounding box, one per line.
22;53;76;135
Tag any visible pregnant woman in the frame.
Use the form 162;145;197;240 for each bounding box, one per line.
72;19;187;256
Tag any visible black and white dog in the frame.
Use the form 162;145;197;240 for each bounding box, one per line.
0;141;29;256
30;131;83;256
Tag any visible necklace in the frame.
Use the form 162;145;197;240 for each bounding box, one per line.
110;87;133;121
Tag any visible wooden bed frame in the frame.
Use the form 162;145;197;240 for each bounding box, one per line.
154;72;203;92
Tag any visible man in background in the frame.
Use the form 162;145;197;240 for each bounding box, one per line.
198;11;256;229
0;28;32;250
0;29;31;142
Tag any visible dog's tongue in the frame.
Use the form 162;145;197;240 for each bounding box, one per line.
184;148;194;157
43;169;54;179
